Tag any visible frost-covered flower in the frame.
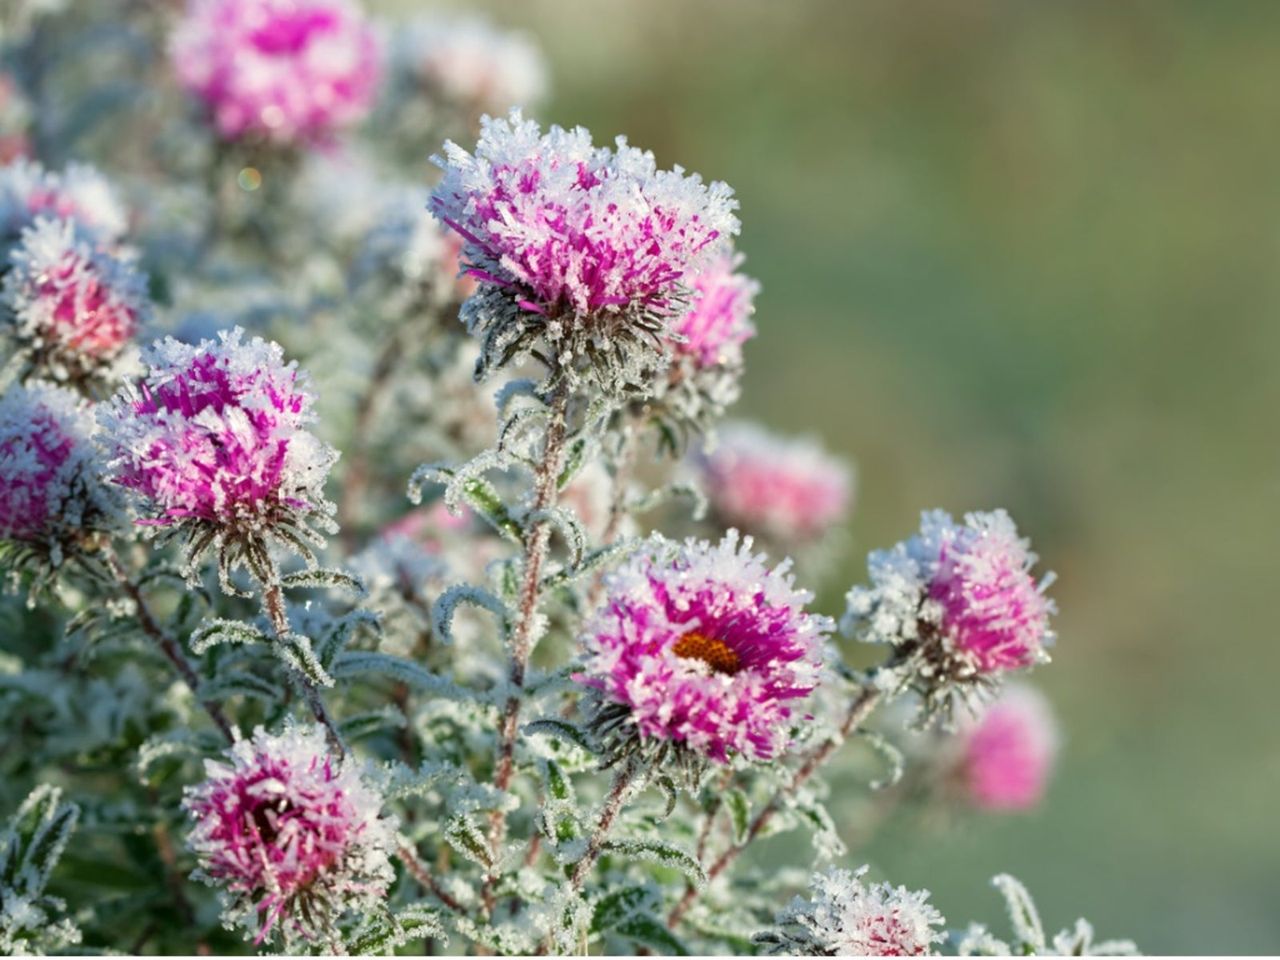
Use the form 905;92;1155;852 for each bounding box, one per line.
2;218;149;381
958;683;1059;812
577;531;828;767
430;110;739;383
756;865;946;956
396;13;548;115
184;723;397;945
696;421;852;544
99;328;337;565
674;254;758;369
843;510;1055;718
0;159;128;244
171;0;382;146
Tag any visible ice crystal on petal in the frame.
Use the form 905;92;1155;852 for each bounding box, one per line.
844;510;1054;718
674;254;758;369
2;218;149;382
696;421;852;544
577;530;828;766
756;865;946;956
98;327;337;544
0;158;128;244
170;0;382;146
396;13;548;115
0;381;118;553
430;109;739;385
958;683;1059;811
183;723;397;945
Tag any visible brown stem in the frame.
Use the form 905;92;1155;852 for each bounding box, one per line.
339;330;406;550
398;844;466;913
667;685;882;927
101;548;234;744
261;578;346;758
481;375;572;909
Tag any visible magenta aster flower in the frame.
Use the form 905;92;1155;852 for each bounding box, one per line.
577;531;828;767
957;683;1059;812
170;0;382;146
0;382;117;558
674;254;758;369
757;866;946;956
99;328;336;556
0;159;128;244
430;110;738;382
843;510;1055;718
2;218;148;382
184;723;396;945
696;421;852;544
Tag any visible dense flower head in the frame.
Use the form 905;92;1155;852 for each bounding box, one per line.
430;109;738;322
577;530;828;764
0;381;113;550
183;723;396;944
171;0;382;145
396;13;548;115
696;421;852;543
0;159;129;244
674;253;759;368
757;866;947;956
98;327;336;532
958;683;1059;811
844;509;1055;690
2;218;148;377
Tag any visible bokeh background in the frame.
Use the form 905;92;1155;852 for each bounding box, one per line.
378;0;1280;952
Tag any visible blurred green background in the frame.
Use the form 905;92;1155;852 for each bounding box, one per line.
384;0;1279;952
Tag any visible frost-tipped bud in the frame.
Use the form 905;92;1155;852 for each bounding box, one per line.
2;218;149;385
98;328;337;580
755;865;946;956
183;723;397;946
576;531;828;775
0;159;128;245
395;14;548;117
170;0;382;146
695;421;852;545
0;382;120;566
843;509;1055;720
429;109;739;388
957;683;1059;812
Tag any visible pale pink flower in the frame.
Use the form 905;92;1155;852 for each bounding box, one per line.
674;254;758;368
958;684;1059;811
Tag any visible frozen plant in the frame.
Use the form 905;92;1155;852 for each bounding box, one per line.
958;874;1138;956
0;158;128;245
0;785;82;955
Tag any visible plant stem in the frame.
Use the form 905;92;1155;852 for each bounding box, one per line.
398;844;465;913
101;547;234;744
667;685;882;927
260;576;346;758
481;375;572;908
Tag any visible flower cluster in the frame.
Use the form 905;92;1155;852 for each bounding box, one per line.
756;865;947;956
0;158;128;244
171;0;382;146
183;723;397;945
695;420;852;545
2;218;148;382
98;328;336;558
577;531;828;768
0;381;117;559
957;683;1059;811
844;509;1055;717
430;110;739;383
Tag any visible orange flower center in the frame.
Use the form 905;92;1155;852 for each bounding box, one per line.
672;631;740;675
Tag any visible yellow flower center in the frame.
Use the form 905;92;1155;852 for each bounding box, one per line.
672;631;740;675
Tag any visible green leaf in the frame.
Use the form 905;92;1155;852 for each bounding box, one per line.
591;885;653;933
542;758;573;802
332;651;478;702
275;632;334;687
614;913;689;955
524;718;595;754
602;838;705;884
279;567;366;597
461;476;523;542
443;813;493;870
188;618;268;655
0;785;79;897
725;788;750;844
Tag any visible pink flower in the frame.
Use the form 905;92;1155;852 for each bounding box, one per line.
959;684;1059;811
844;510;1055;682
759;866;946;956
2;218;148;376
0;159;128;243
697;421;852;543
99;328;336;532
674;254;758;368
171;0;382;146
578;531;828;764
183;723;396;944
0;382;107;546
430;110;738;321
